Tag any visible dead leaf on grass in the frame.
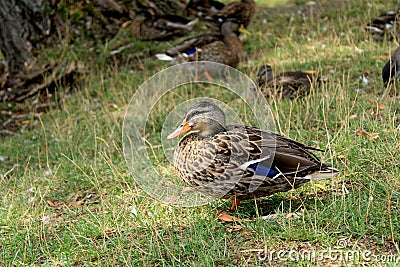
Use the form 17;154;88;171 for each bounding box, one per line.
105;229;118;237
217;211;253;223
46;199;63;209
67;201;84;207
368;100;386;110
225;225;250;235
357;129;379;139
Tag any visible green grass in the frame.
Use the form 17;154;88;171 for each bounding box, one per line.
1;0;400;265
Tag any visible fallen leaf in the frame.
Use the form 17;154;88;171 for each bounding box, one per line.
105;229;118;237
203;71;213;81
225;225;250;235
217;211;253;222
108;103;118;111
46;199;62;208
368;100;386;110
67;201;84;207
357;129;379;139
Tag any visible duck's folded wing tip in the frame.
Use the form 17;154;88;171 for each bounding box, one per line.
155;53;173;61
304;167;340;180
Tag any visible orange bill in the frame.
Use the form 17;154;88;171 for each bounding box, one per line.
167;122;192;139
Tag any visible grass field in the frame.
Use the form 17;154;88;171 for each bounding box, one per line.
1;0;399;265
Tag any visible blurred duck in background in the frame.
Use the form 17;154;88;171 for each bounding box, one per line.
155;19;244;67
382;45;400;91
365;4;400;40
254;65;323;99
185;0;225;19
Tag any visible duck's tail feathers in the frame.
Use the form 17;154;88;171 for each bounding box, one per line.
155;53;173;61
156;54;174;61
304;167;340;180
365;25;384;34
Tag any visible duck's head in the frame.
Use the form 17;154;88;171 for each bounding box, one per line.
167;101;226;139
220;18;251;36
256;65;273;83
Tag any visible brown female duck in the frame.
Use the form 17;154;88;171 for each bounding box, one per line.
168;101;339;209
255;65;322;99
156;19;244;67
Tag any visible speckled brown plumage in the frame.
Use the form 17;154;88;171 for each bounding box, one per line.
185;0;225;19
168;101;339;207
156;19;244;67
255;65;321;99
206;0;257;28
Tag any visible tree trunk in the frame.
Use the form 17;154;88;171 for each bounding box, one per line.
0;0;187;102
0;0;51;72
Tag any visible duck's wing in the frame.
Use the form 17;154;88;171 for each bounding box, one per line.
166;33;222;56
154;15;199;31
186;0;225;18
228;126;338;180
274;72;315;87
207;0;257;27
261;72;316;98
